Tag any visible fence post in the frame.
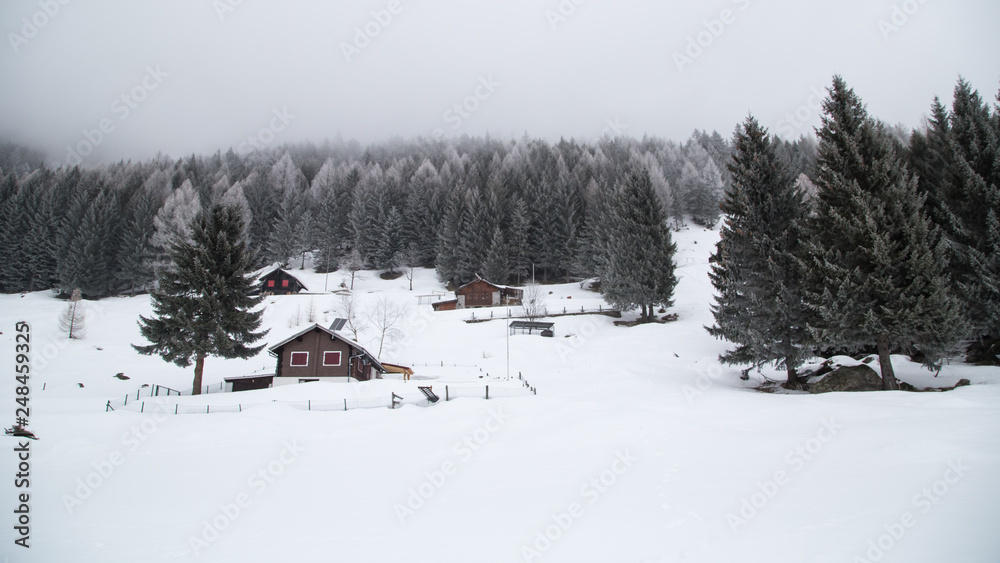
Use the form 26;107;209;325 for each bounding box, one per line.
140;402;144;413
446;385;449;401
124;394;128;406
207;405;210;414
239;404;242;413
175;404;178;414
308;400;311;411
486;385;489;400
344;398;347;411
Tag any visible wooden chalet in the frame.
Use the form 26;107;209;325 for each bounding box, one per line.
257;266;308;295
268;322;386;384
432;276;523;311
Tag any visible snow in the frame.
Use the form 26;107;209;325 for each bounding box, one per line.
2;226;999;562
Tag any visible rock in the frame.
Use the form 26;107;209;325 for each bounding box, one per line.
808;365;884;393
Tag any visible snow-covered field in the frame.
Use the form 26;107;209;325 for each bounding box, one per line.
2;227;998;563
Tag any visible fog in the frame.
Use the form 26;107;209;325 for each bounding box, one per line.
1;0;997;165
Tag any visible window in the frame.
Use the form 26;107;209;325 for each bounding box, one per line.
289;351;309;367
282;280;290;287
323;351;342;366
267;280;275;287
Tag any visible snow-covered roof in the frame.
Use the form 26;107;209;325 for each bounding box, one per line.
255;264;309;291
267;323;385;372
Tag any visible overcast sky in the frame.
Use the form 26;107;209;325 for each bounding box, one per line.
1;0;998;165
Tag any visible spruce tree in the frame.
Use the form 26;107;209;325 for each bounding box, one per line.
943;79;1000;361
134;204;267;395
707;116;811;386
599;170;678;321
481;226;510;284
804;76;966;389
116;187;160;296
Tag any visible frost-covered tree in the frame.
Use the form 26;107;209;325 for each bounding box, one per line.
152;179;201;257
58;288;86;339
708;116;811;386
481;226;510;284
599;170;678;321
134;204;267;395
804;76;967;389
942;79;1000;361
116;186;161;296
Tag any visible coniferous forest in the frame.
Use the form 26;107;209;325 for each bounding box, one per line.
1;75;997;368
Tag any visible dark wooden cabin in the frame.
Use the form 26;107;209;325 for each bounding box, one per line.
449;277;523;309
268;323;386;383
257;266;308;295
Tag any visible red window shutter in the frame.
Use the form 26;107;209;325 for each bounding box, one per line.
282;280;289;287
290;351;308;367
267;280;275;287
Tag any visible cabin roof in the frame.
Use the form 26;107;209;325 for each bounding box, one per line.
256;264;309;290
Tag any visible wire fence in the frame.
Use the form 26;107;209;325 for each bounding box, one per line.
466;306;621;323
105;378;537;415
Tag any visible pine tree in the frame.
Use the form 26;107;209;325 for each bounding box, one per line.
942;79;1000;361
116;187;160;296
63;189;121;298
134;204;268;395
266;188;308;267
507;196;531;284
436;188;466;286
481;226;510;284
152;179;202;259
804;76;967;389
375;206;404;271
707;116;811;386
599;170;678;321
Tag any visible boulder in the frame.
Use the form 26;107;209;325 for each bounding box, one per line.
808;364;883;393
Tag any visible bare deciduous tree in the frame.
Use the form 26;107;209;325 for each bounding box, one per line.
368;297;407;358
521;282;547;321
58;288;86;339
337;293;368;341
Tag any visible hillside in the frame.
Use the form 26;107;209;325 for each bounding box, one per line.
2;226;999;562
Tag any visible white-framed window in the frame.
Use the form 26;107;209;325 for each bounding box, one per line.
323;351;342;366
289;351;309;367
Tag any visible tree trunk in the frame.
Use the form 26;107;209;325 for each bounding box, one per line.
191;353;206;395
784;359;801;389
876;335;899;390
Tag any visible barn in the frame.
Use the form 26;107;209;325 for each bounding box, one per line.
432;276;523;310
257;266;308;295
268;322;386;384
